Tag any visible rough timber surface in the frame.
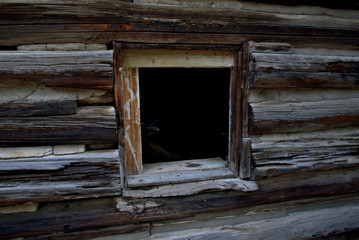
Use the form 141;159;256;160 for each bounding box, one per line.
0;100;77;117
0;1;359;47
1;168;358;239
0;150;121;205
0;51;113;91
150;201;359;240
128;158;233;188
249;52;359;88
0;106;117;146
252;128;359;178
250;98;359;133
123;179;258;198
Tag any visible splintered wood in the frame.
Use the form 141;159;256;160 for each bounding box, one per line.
119;68;142;175
124;179;258;198
127;158;233;188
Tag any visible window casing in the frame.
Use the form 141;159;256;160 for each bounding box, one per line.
114;43;251;191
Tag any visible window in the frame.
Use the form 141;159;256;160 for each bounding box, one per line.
139;68;230;164
114;43;254;196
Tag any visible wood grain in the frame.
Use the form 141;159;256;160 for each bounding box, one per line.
250;98;359;133
228;51;242;176
0;51;113;90
1;1;359;47
0;106;117;146
151;202;359;240
127;168;234;188
1;168;358;239
0;100;77;117
252;128;359;178
123;179;258;198
0;150;121;205
249;52;359;88
118;68;142;175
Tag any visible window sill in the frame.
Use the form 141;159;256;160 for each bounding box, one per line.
124;158;258;198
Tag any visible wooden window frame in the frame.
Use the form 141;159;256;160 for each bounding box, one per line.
113;42;250;181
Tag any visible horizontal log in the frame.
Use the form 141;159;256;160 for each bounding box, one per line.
0;2;359;47
249;42;293;53
0;150;120;205
0;51;113;91
0;100;77;117
150;202;359;240
249;52;359;88
123;179;258;198
0;106;117;146
252;128;359;178
26;224;150;240
1;167;358;239
243;0;359;10
250;98;359;133
77;92;113;106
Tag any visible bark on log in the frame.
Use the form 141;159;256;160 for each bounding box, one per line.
250;98;359;133
0;1;359;46
0;150;120;205
0;51;113;91
1;167;358;239
0;100;77;117
0;106;117;146
249;52;359;88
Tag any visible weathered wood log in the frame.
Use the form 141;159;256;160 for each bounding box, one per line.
1;168;358;239
150;202;359;240
0;106;117;146
0;100;77;117
0;1;359;47
252;128;359;178
249;42;293;53
249;52;359;88
77;92;113;106
0;51;113;91
26;224;150;240
243;0;359;10
250;98;359;133
0;150;120;205
124;179;258;198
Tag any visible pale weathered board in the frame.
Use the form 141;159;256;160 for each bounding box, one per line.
150;202;359;240
122;49;234;68
0;51;113;90
249;52;359;88
250;98;359;133
142;158;228;174
0;150;121;205
127;168;234;188
123;179;258;198
0;106;117;146
252;128;359;178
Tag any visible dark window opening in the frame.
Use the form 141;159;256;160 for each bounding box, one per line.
139;68;230;164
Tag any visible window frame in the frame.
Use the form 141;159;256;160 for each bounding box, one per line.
113;42;250;182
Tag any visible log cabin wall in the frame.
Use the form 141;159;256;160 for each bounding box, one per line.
0;0;359;239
